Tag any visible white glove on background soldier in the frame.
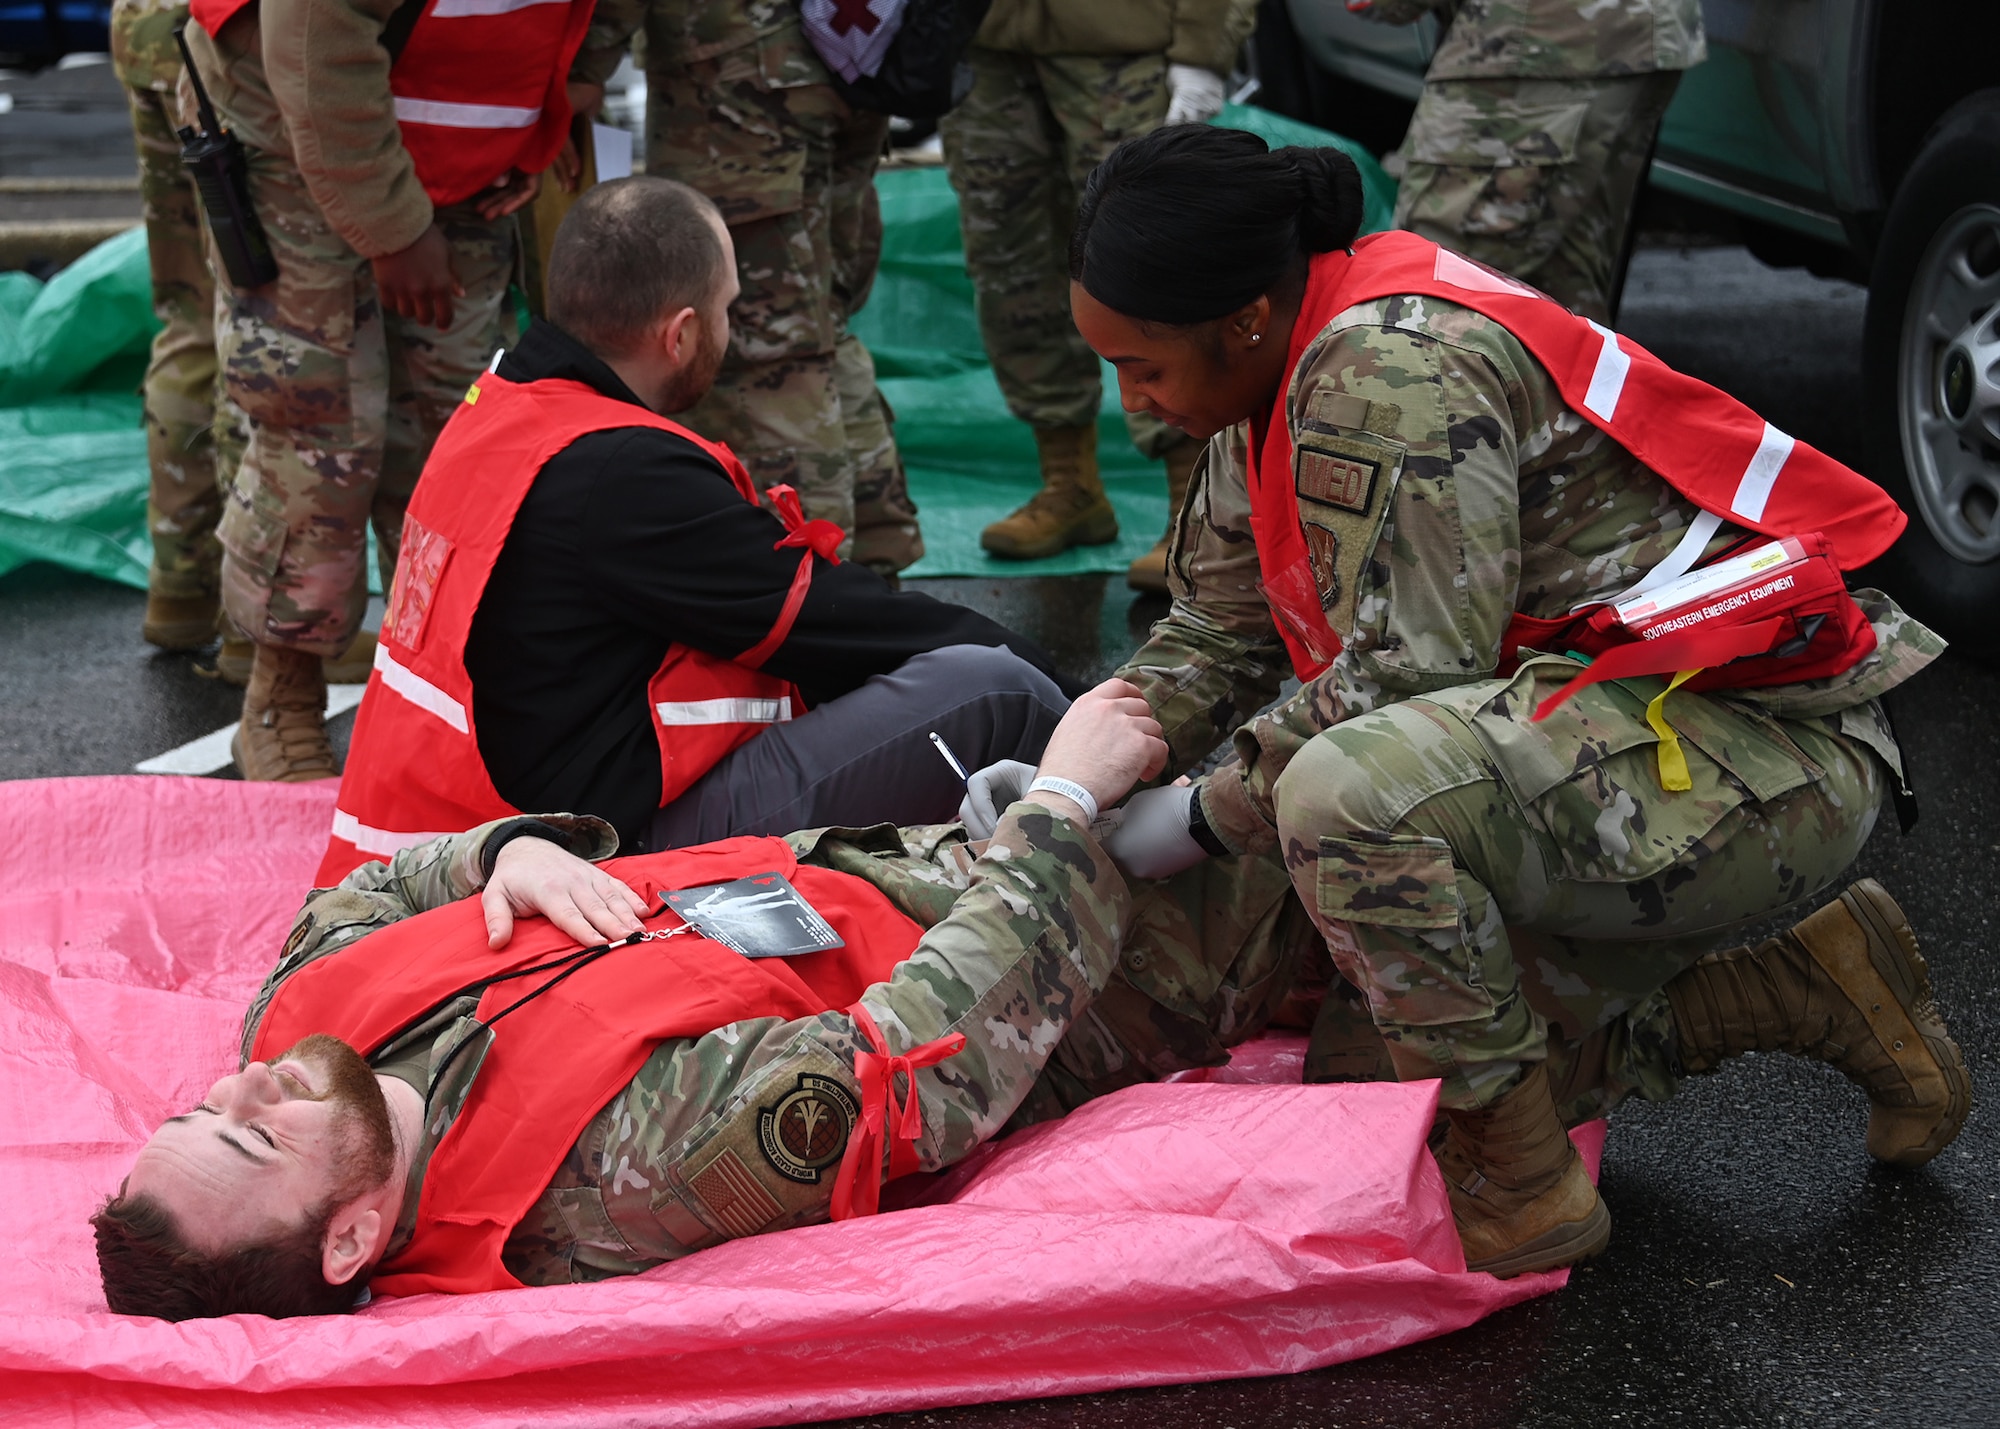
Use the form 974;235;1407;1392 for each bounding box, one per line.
1101;782;1213;881
959;759;1038;840
1164;64;1228;127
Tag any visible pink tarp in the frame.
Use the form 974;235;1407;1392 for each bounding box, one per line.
0;776;1600;1427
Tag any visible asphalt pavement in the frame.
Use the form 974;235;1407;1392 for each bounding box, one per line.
2;61;1995;1429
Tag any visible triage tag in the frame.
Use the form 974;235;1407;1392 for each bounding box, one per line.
661;872;845;959
1609;536;1811;640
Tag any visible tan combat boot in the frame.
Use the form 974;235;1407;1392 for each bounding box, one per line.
980;424;1119;560
142;591;219;651
232;643;338;782
1433;1062;1611;1278
1665;880;1971;1166
1125;436;1203;594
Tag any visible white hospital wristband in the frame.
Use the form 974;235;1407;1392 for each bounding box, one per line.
1027;776;1099;825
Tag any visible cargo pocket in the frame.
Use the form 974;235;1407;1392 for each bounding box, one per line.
216;496;287;580
1465;665;1752;885
1315;831;1500;1029
549;1186;641;1262
1402;87;1593;241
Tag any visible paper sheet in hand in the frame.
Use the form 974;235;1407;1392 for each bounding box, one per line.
662;871;845;959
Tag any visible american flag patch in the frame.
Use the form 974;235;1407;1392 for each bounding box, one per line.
687;1149;784;1239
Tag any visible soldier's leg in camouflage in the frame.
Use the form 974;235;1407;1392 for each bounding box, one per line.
1011;849;1321;1126
1393;73;1678;323
827;109;923;575
373;202;515;682
941;49;1119;558
650;65;857;547
1272;675;1926;1274
128;82;225;649
215;150;386;779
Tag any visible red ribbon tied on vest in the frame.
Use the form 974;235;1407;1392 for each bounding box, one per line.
829;1001;966;1221
765;483;844;565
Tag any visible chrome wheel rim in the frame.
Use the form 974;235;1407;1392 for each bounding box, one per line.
1899;203;2000;564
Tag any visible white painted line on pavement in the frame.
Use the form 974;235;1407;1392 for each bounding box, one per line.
135;684;368;775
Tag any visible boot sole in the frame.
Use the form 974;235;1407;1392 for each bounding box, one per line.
1465;1191;1611;1279
1834;880;1973;1166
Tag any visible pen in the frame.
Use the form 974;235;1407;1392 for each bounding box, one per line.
928;730;971;785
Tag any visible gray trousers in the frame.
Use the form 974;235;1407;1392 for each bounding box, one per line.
649;644;1068;850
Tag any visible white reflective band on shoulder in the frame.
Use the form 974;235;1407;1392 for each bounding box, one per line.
1597;507;1726;611
374;643;470;733
331;808;454;858
1433;246;1538;298
1730;422;1795;523
654;697;793;726
431;0;566;14
1582;321;1630;422
391;96;542;129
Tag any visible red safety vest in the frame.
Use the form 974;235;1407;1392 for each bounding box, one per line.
191;0;593;207
1246;231;1907;687
318;372;843;887
251;837;936;1297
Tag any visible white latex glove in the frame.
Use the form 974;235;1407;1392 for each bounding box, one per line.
959;758;1037;840
1101;783;1211;882
1164;64;1228;127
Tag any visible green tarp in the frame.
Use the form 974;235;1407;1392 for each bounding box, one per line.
0;105;1393;590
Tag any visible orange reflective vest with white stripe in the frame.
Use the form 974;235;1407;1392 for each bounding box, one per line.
317;373;841;886
1246;231;1908;689
190;0;593;207
255;837;939;1296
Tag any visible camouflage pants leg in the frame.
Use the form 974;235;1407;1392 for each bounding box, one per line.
127;81;223;602
1010;847;1324;1126
1393;71;1681;322
940;47;1180;460
1272;664;1888;1111
649;62;906;559
828;110;923;572
215;146;512;656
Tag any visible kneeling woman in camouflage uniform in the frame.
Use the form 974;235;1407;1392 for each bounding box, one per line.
1058;125;1969;1275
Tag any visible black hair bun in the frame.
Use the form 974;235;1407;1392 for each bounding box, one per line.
1283;146;1365;254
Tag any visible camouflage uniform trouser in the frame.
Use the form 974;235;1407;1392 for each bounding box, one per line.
1270;661;1888;1113
939;47;1185;462
213;151;513;657
1393;71;1681;323
125;81;245;602
646;54;922;572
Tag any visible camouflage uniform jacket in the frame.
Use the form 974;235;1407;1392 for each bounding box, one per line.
1359;0;1703;78
974;0;1254;73
187;0;608;259
583;0;823;79
1116;296;1944;855
239;807;1131;1285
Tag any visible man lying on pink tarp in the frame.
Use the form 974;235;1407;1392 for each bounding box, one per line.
87;678;1962;1339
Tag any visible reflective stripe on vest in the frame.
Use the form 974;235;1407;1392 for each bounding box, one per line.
654;697;796;726
330;807;455;859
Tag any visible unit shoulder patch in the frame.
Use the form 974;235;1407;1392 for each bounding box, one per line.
756;1072;858;1185
1290;405;1403;634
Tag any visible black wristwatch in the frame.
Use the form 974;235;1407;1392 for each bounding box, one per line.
1186;787;1231;858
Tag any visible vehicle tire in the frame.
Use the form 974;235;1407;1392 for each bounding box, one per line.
1862;89;2000;660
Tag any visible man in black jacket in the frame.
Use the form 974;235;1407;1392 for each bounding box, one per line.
341;177;1072;855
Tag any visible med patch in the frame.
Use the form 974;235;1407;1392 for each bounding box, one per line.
757;1072;857;1184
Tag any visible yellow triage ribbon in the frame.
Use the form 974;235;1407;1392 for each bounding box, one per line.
1645;669;1702;791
